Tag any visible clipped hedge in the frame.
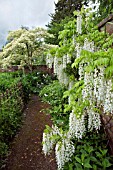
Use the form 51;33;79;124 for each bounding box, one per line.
0;72;24;167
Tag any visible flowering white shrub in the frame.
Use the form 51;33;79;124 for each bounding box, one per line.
43;8;113;170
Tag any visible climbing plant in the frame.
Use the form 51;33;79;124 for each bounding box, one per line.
42;7;113;170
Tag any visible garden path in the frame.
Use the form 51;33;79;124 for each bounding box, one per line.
4;95;57;170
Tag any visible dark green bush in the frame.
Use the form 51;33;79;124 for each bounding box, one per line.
64;131;113;170
21;71;55;102
0;72;23;167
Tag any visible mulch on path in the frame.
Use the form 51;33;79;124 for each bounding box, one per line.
4;95;57;170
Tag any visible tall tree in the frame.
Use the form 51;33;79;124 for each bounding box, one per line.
0;27;53;71
94;0;113;21
46;0;89;45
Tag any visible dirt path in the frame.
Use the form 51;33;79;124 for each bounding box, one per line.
4;95;57;170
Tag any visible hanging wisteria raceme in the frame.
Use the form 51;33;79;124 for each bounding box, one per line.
53;54;70;86
53;56;58;75
83;38;95;52
55;138;75;170
103;79;113;114
78;62;84;80
88;108;101;131
69;110;86;139
67;54;71;64
72;34;75;45
68;81;75;105
76;14;82;34
46;53;54;69
82;71;94;103
57;63;64;84
42;125;60;156
42;131;54;156
76;43;82;58
42;125;75;170
93;67;106;106
63;72;69;86
63;55;67;68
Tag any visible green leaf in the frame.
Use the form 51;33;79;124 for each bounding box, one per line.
75;156;82;164
81;153;85;162
75;163;83;170
95;151;102;158
84;158;92;168
63;90;70;98
90;156;98;162
84;162;92;168
69;163;73;170
99;149;108;156
102;158;112;168
92;164;97;170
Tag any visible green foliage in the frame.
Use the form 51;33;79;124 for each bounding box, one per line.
21;71;55;102
39;81;69;128
0;72;21;92
44;7;113;169
92;0;113;22
64;131;113;170
0;72;24;167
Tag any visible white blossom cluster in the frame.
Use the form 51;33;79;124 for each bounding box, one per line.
46;53;54;69
103;79;113;113
81;67;113;131
67;54;71;64
42;125;75;170
63;55;67;68
53;55;70;86
76;43;82;58
68;81;75;105
82;71;101;131
55;138;75;170
54;56;58;75
82;71;93;102
42;132;54;156
93;68;106;105
77;14;82;34
75;43;84;79
88;108;101;131
42;125;60;155
69;111;86;139
83;38;95;52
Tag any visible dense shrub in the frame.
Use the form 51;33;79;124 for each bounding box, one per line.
21;71;55;102
0;73;23;167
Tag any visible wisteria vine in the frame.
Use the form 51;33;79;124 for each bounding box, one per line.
43;8;113;170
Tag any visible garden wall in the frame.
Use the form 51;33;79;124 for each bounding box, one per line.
0;65;53;75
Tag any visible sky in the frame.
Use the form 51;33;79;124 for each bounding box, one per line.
0;0;58;48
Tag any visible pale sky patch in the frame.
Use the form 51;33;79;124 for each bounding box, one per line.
0;0;57;48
